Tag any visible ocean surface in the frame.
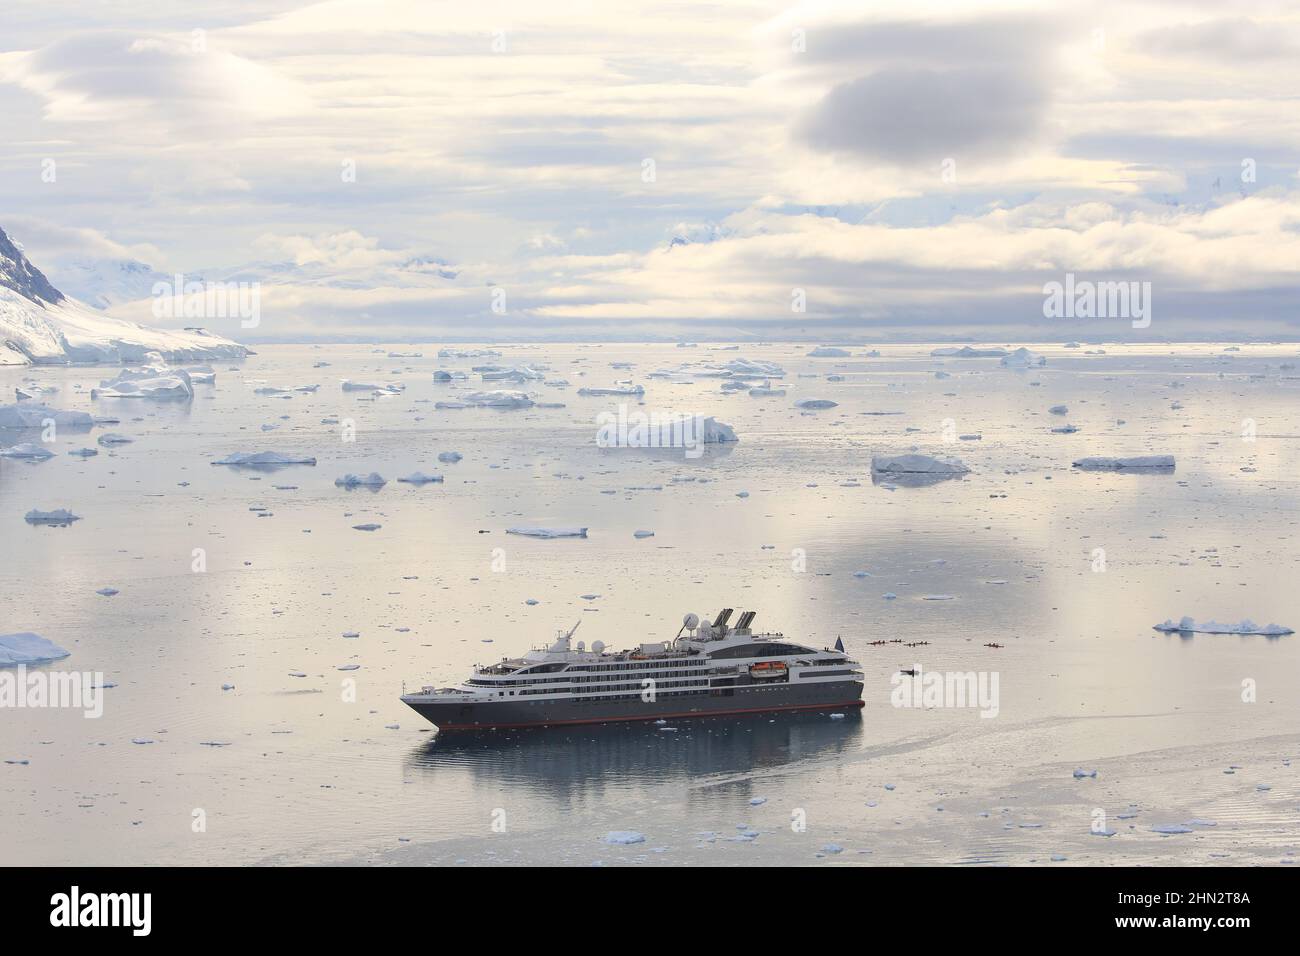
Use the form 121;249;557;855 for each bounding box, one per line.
2;342;1297;866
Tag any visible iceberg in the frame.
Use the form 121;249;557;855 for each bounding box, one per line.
96;432;132;446
334;472;386;488
396;471;444;484
930;346;1007;358
1000;347;1046;368
437;451;463;463
795;398;838;409
341;380;403;394
24;508;81;525
726;358;785;377
91;366;195;401
603;831;646;845
0;403;94;429
1153;617;1292;636
578;385;645;396
479;365;544;383
212;451;317;467
0;632;71;666
460;390;535;408
1073;456;1175;472
871;454;969;486
506;527;588;538
872;454;969;475
0;442;54;460
807;346;850;357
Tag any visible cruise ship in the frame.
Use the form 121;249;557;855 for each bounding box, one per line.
400;609;865;730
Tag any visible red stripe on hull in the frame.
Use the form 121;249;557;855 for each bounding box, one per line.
436;698;865;731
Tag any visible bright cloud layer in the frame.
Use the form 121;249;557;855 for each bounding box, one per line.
1;0;1298;341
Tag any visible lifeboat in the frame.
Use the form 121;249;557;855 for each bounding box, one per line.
748;660;789;680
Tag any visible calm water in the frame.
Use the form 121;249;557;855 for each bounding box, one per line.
2;342;1297;866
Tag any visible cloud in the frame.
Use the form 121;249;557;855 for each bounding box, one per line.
801;66;1051;165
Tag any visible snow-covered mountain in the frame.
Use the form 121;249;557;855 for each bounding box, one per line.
0;226;246;366
48;257;185;310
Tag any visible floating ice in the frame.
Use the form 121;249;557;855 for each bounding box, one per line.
459;390;535;408
0;442;53;460
92;366;194;400
1073;455;1175;472
0;403;94;429
871;454;969;476
795;398;838;409
633;530;655;538
578;385;644;396
352;523;381;531
507;527;588;538
397;471;444;484
335;472;386;488
96;587;119;597
1153;617;1292;636
0;632;71;666
1000;347;1046;368
437;451;463;463
213;451;317;467
930;346;1007;358
807;346;850;357
24;508;80;525
1151;824;1194;834
1049;405;1068;415
97;433;132;446
604;831;646;845
1072;768;1098;778
341;380;403;394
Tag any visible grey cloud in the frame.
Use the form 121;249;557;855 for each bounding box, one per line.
800;66;1050;165
1137;18;1300;62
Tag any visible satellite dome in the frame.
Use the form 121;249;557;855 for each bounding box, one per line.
683;612;700;630
591;640;606;654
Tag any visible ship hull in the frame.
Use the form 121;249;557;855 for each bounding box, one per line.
403;680;864;730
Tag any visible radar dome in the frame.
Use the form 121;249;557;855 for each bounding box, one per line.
576;641;585;651
683;612;700;630
591;640;606;654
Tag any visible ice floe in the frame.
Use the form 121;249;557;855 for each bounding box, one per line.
1153;617;1293;636
930;346;1007;358
0;442;54;460
212;451;317;467
507;527;588;538
0;632;71;665
92;366;194;401
335;473;386;488
794;398;838;409
0;403;94;429
1073;455;1175;471
604;831;646;845
1000;347;1046;368
871;454;969;479
578;385;645;396
397;471;444;484
24;508;80;525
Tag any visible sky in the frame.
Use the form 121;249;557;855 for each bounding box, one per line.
1;0;1299;342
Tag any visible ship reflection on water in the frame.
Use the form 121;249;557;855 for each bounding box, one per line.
403;711;864;800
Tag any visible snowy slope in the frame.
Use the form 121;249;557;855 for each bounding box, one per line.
0;226;247;366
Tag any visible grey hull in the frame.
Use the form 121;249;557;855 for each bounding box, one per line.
403;680;864;730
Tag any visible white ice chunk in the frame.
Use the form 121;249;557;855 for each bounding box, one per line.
335;472;386;488
212;451;317;467
0;632;71;666
507;527;588;538
0;442;54;460
1153;618;1293;636
1073;455;1175;471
